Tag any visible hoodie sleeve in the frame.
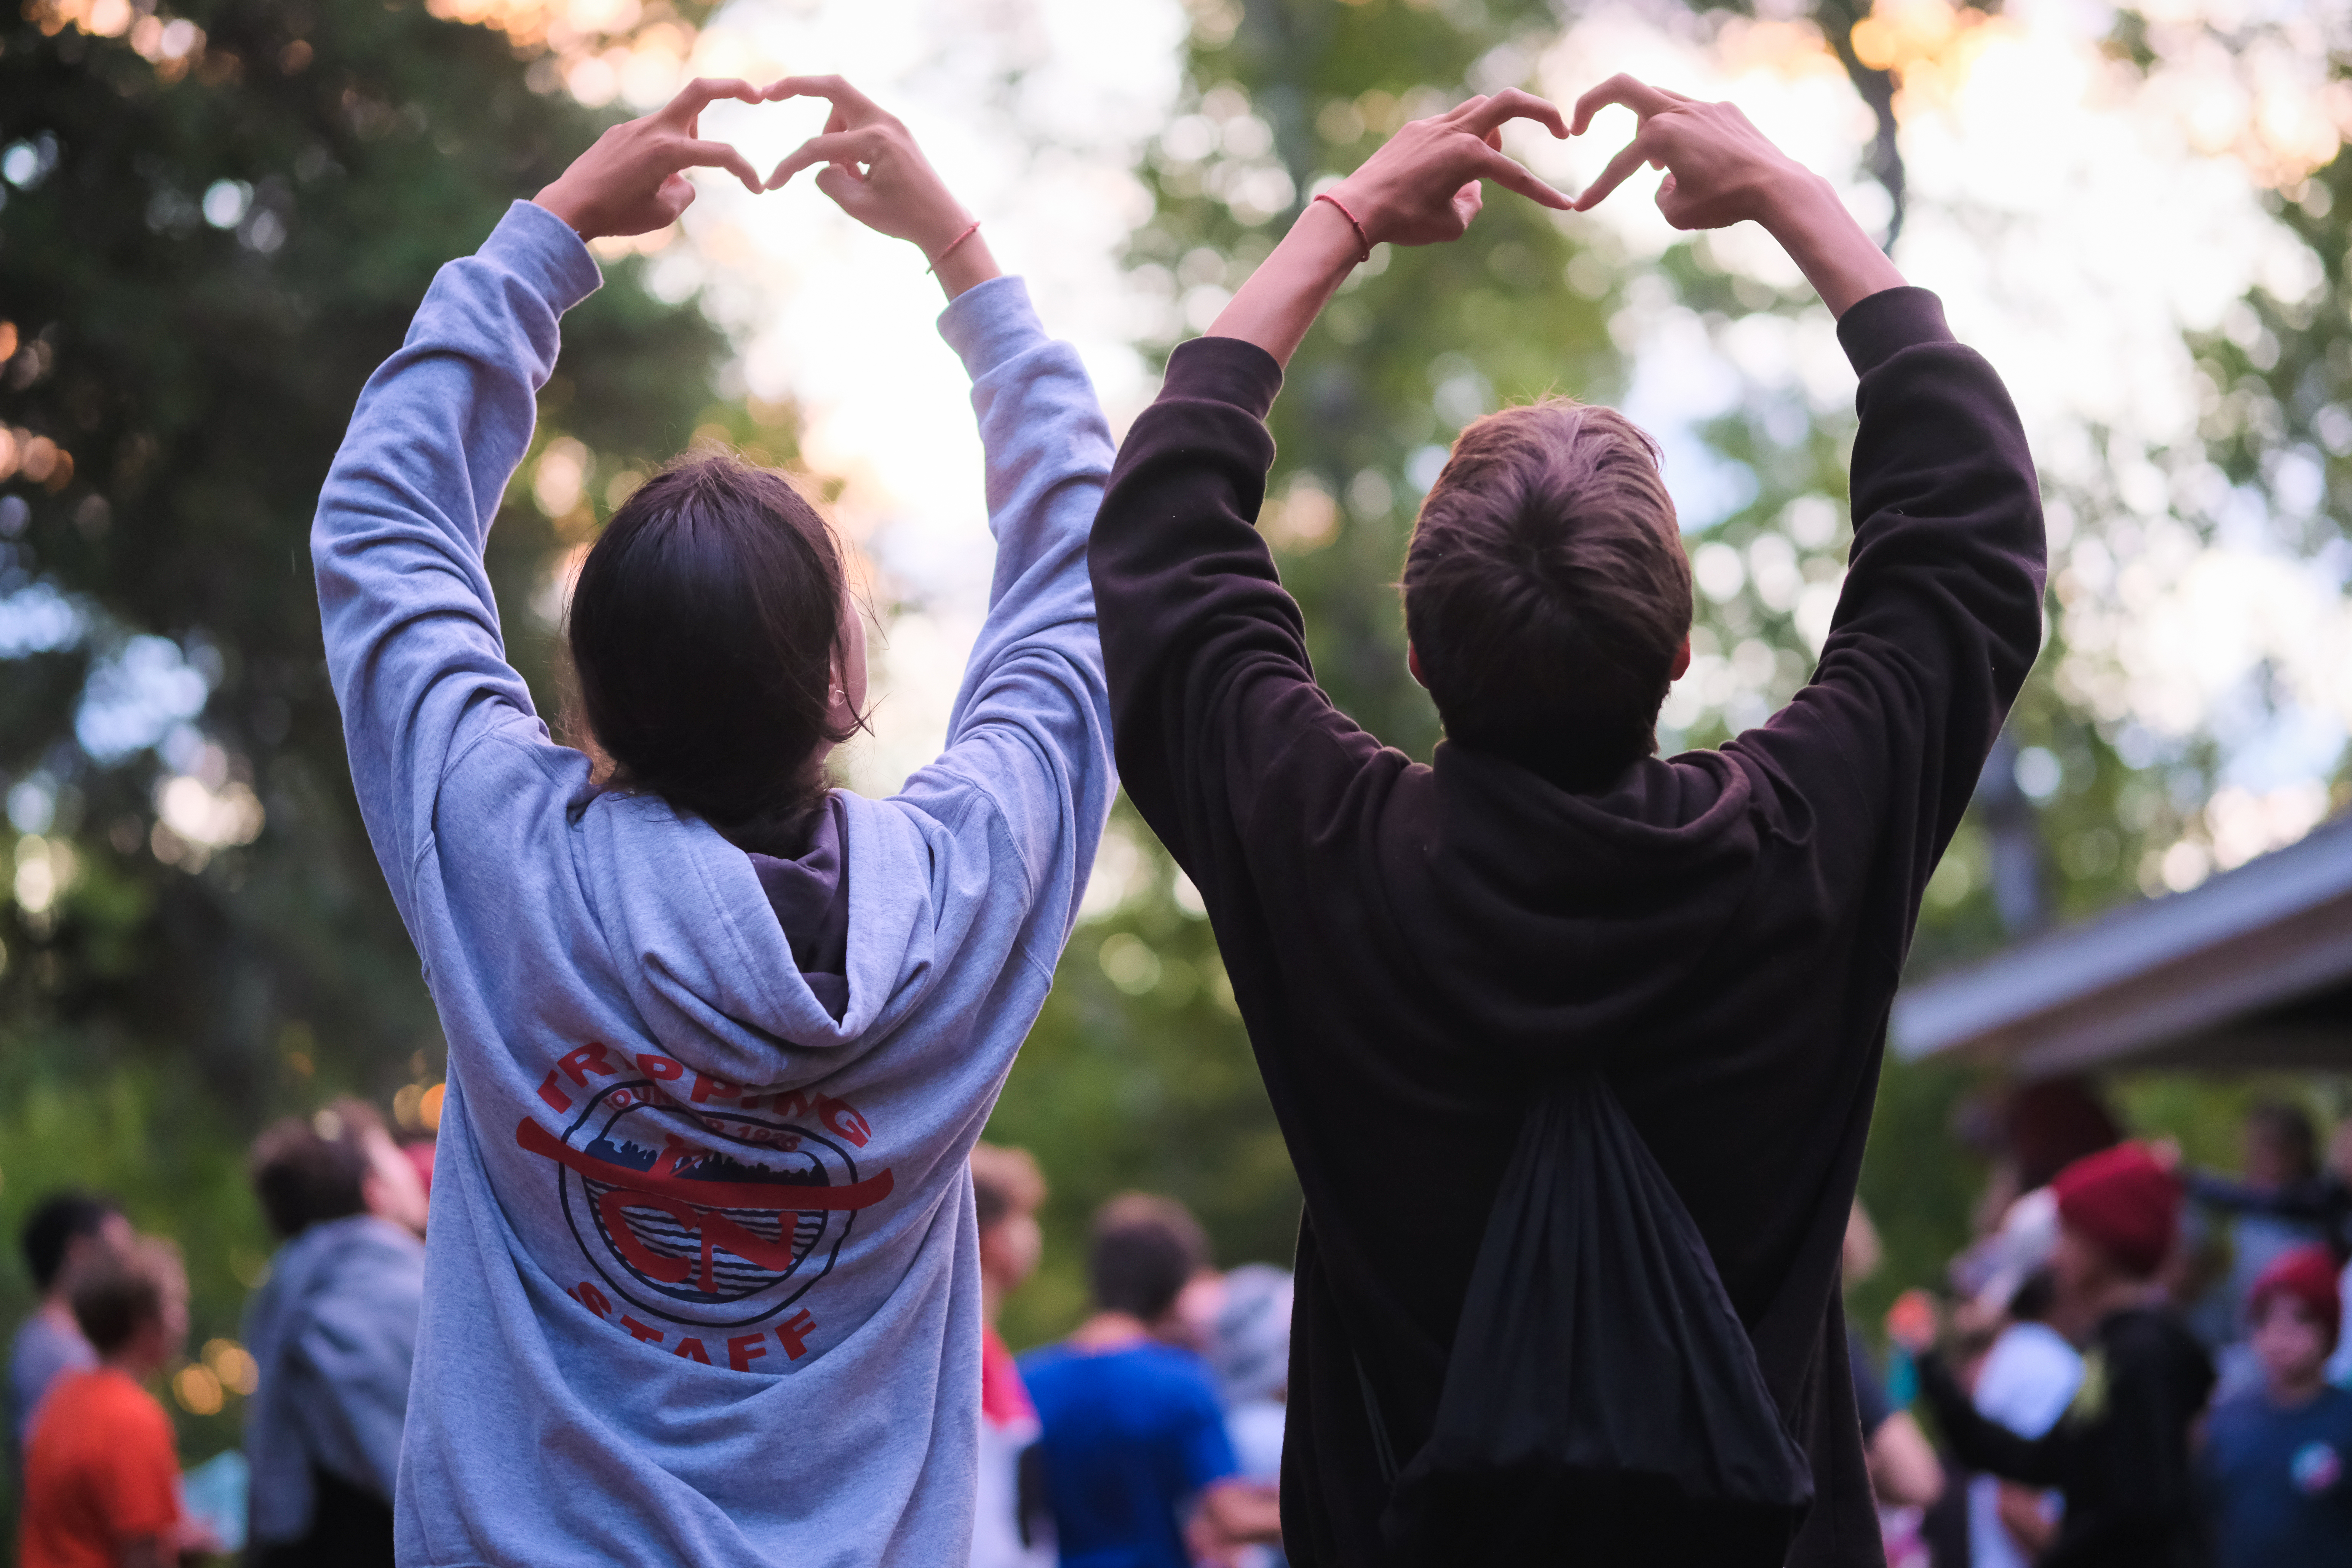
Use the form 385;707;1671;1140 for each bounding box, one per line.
892;278;1117;959
1729;288;2045;963
311;201;599;933
1084;334;1382;880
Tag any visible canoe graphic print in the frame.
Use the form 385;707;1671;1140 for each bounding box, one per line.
518;1067;893;1333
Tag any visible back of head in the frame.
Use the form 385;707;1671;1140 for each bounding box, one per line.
970;1142;1047;1235
1089;1192;1210;1323
251;1101;382;1241
568;453;852;856
1206;1263;1294;1406
21;1190;123;1294
69;1236;183;1358
1402;399;1690;791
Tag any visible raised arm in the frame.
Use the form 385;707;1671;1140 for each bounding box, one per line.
1575;77;2042;908
314;78;769;927
1094;96;1574;871
770;78;1116;939
1208;89;1572;366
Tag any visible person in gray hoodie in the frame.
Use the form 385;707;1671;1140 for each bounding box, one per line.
310;74;1115;1567
243;1099;430;1566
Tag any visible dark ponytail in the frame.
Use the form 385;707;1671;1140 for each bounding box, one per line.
567;453;857;857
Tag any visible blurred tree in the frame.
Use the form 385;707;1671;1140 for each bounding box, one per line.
0;0;784;1504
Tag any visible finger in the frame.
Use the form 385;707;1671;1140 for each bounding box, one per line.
812;162;870;214
684;138;763;195
765;128;890;189
1571;130;1655;211
660;77;762;127
1457;87;1570;139
765;73;884;121
1472;147;1573;211
1569;73;1680;135
656;173;697;226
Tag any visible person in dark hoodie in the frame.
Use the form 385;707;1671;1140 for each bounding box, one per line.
242;1099;430;1567
1900;1142;2215;1568
1086;76;2044;1567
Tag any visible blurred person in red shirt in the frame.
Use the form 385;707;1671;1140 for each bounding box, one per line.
969;1141;1053;1568
19;1235;219;1568
9;1192;131;1483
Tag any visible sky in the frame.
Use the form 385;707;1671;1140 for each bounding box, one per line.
525;0;2352;884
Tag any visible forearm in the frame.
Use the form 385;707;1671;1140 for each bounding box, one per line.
1758;170;1905;317
315;206;583;868
1205;199;1362;368
1918;1352;2067;1486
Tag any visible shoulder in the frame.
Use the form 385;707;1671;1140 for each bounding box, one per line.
1136;1343;1224;1402
89;1371;173;1442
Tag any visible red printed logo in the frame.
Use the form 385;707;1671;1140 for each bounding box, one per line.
519;1045;892;1357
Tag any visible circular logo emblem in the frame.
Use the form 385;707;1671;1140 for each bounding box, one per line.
2293;1440;2343;1496
518;1071;892;1333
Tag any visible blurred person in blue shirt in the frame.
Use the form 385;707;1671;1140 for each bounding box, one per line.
7;1191;130;1483
1022;1195;1281;1568
242;1099;428;1568
2200;1244;2352;1568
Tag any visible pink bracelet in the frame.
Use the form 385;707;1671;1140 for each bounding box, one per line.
1312;191;1372;265
927;219;982;274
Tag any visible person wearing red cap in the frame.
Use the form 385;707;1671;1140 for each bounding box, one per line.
1897;1141;2216;1568
2199;1243;2352;1568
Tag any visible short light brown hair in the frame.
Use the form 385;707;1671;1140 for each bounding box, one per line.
970;1142;1046;1234
69;1236;184;1356
1402;399;1691;788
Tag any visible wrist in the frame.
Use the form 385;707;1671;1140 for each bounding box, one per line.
532;184;595;241
911;201;978;264
1756;169;1903;318
1294;195;1370;280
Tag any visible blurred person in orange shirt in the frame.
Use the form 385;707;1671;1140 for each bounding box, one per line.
19;1235;220;1568
9;1192;131;1484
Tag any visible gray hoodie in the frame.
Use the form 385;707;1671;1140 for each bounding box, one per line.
243;1214;425;1544
312;201;1115;1566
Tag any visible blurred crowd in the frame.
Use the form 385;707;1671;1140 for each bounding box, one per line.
1850;1079;2352;1568
10;1100;432;1566
13;1084;2349;1568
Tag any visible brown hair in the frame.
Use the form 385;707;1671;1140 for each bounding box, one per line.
1089;1192;1210;1322
970;1142;1047;1234
69;1237;184;1357
250;1099;383;1241
568;453;859;858
1401;398;1690;790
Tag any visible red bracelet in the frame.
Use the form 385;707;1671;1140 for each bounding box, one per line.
927;219;982;274
1312;191;1372;265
